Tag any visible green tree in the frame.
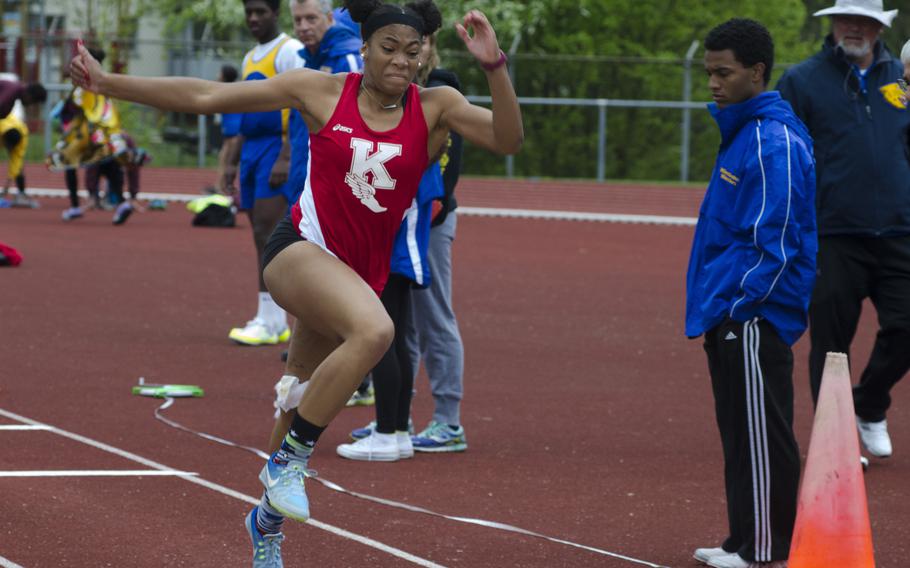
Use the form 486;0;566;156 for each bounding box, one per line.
437;0;814;180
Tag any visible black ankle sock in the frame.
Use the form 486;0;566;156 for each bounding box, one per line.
285;412;325;451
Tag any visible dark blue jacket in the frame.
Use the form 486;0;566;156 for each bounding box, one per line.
777;37;910;237
288;23;363;193
686;92;817;346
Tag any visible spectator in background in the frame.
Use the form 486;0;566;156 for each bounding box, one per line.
55;46;134;224
0;113;37;208
337;162;444;462
406;32;468;453
346;32;468;452
688;18;815;568
0;77;47;120
777;0;910;461
227;0;303;347
0;75;45;209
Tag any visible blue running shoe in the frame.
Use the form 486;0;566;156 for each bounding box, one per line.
351;419;414;440
411;421;468;453
245;507;284;568
259;450;310;522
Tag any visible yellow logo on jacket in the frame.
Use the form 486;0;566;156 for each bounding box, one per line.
720;167;739;187
880;82;907;110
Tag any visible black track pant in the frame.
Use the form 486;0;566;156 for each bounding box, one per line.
86;160;125;202
372;274;414;434
704;318;800;563
809;235;910;421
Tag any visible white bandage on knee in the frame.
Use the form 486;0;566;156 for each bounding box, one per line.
274;374;308;418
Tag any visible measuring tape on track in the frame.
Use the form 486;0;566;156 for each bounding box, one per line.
145;395;669;568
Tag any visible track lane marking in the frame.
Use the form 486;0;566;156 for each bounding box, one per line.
0;470;197;478
0;408;446;568
25;188;698;226
0;556;25;568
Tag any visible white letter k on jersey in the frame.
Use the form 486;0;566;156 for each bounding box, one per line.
349;138;402;190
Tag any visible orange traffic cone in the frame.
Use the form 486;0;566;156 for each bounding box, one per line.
788;352;875;567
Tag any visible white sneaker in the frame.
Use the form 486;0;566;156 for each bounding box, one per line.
708;553;749;568
707;552;786;568
694;547;728;564
61;206;83;221
856;416;892;458
336;431;400;461
397;431;414;459
229;319;279;346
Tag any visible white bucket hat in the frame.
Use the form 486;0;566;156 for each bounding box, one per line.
814;0;898;27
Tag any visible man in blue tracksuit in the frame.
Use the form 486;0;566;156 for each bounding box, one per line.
777;0;909;461
286;0;362;196
687;19;817;568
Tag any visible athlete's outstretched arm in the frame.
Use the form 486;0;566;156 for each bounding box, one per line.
70;43;312;115
440;11;523;155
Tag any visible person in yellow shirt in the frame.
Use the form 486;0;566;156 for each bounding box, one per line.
0;113;37;208
54;47;133;224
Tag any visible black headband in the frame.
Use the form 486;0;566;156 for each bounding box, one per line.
361;10;425;40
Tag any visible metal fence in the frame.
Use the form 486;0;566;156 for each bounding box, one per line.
12;34;720;182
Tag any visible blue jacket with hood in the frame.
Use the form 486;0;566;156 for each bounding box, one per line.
777;37;910;237
686;91;818;346
288;21;363;194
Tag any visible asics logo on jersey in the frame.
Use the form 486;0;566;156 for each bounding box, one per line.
332;123;353;134
347;138;403;213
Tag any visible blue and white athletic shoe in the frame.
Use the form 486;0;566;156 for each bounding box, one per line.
259;449;310;522
350;419;414;440
245;507;284;568
411;421;468;453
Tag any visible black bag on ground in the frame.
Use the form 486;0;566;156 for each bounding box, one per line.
192;204;236;227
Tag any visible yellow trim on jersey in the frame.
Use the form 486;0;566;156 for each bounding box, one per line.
243;36;293;135
242;36;292;80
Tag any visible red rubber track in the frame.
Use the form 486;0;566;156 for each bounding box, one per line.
1;167;907;567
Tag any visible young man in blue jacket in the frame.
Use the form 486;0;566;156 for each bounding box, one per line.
687;19;817;568
777;0;908;462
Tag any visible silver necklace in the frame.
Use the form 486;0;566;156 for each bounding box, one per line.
360;83;402;111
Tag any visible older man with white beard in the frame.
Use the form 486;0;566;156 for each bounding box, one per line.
777;0;910;463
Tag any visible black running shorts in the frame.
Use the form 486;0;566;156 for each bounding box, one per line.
262;216;307;272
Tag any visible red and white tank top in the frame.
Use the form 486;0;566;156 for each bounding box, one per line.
290;73;429;294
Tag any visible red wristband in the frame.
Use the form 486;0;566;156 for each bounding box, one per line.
480;50;508;72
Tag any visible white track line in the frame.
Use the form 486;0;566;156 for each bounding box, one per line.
25;187;698;226
0;555;25;568
0;408;445;568
0;470;197;478
0;425;51;431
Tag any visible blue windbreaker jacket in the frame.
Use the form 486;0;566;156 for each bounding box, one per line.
686;92;818;346
390;162;445;287
288;24;363;192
